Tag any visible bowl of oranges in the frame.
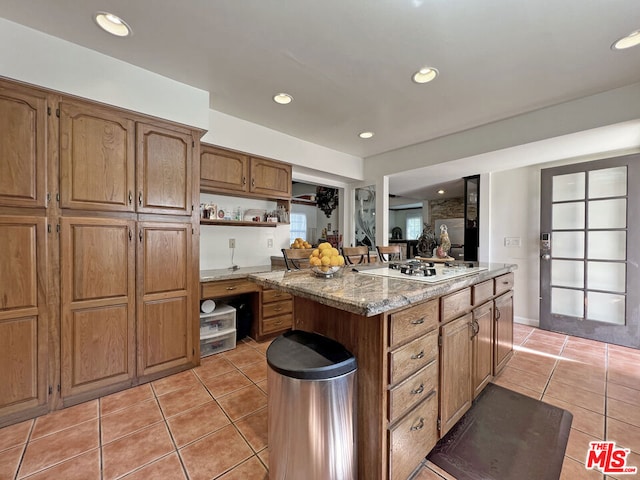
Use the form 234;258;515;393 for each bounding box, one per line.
309;242;346;278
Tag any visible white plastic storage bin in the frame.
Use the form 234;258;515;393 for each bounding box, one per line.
200;303;236;337
200;330;236;357
200;303;236;357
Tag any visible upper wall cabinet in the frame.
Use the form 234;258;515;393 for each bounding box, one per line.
0;82;48;208
200;144;291;200
60;100;193;216
137;122;193;216
60;101;136;212
200;145;249;195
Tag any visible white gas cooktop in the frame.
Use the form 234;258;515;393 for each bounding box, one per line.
356;263;487;284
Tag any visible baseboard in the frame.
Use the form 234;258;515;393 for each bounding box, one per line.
514;316;539;327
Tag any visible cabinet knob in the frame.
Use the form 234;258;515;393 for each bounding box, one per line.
138;191;143;206
251;178;255;187
242;176;246;185
495;308;501;320
226;286;237;291
411;350;425;360
128;191;132;204
410;418;425;431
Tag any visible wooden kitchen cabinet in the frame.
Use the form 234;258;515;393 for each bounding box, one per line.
249;157;291;198
200;143;292;200
254;287;293;340
439;312;472;436
0;81;48;208
494;289;514;375
60;217;136;402
60;101;194;216
136;122;193;216
200;145;249;195
59;100;136;212
137;221;194;379
0;216;49;425
472;301;494;398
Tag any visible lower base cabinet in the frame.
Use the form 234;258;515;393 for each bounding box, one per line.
439;313;473;436
494;290;514;375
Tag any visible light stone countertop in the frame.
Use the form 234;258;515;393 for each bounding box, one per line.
249;263;517;317
200;265;277;282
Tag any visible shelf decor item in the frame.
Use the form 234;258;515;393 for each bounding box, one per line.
439;224;451;258
316;187;339;218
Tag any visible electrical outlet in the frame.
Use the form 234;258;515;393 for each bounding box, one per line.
267;238;274;248
229;238;235;249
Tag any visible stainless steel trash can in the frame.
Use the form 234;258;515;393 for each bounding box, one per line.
267;330;357;480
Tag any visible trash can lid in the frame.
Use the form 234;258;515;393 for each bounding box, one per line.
267;330;357;380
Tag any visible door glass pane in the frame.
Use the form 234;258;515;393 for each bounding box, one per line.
588;166;627;199
587;292;625;325
551;260;584;288
551;287;584;317
553;232;584;259
552;202;585;230
588;262;626;293
553;172;585;202
588;199;627;229
588;231;626;260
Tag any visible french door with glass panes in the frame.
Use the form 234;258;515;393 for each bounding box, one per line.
540;154;639;348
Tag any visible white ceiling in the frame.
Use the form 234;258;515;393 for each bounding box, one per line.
1;1;639;198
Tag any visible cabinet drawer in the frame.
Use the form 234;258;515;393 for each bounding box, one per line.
263;299;293;318
472;280;493;306
388;390;439;480
389;329;438;385
389;299;438;348
263;288;292;304
201;279;259;299
441;287;472;323
389;359;438;423
494;272;514;296
262;314;293;334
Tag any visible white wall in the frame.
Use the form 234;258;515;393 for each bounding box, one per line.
0;18;209;129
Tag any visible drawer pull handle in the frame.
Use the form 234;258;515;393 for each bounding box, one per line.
502;281;509;284
411;351;425;360
495;307;501;320
410;418;425;431
274;321;283;326
411;318;425;325
411;384;424;395
226;287;237;291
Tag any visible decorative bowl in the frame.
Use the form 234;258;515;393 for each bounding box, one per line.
311;265;344;278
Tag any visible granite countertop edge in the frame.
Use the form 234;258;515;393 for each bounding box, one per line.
248;263;517;317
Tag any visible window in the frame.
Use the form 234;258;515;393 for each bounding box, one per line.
406;214;423;240
290;213;307;244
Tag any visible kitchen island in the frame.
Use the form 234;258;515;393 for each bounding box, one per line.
250;263;516;480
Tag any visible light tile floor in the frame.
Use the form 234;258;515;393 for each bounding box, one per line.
0;323;639;479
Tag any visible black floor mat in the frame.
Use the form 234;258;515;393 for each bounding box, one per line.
427;384;573;480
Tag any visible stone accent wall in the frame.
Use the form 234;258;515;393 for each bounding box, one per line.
429;197;465;228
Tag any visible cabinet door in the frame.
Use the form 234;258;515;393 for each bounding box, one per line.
200;145;249;194
137;123;193;215
137;221;194;378
472;302;494;398
439;313;472;436
59;101;136;212
0;83;47;208
60;217;136;400
0;216;48;422
249;157;292;198
494;291;514;375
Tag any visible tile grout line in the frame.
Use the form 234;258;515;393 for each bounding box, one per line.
13;419;35;480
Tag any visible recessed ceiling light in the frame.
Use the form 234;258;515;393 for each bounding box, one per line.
273;93;293;105
612;30;640;50
412;67;439;84
94;12;132;37
358;131;374;139
437;189;445;194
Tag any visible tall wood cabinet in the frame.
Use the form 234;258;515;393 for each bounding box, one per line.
0;77;202;425
0;80;51;426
